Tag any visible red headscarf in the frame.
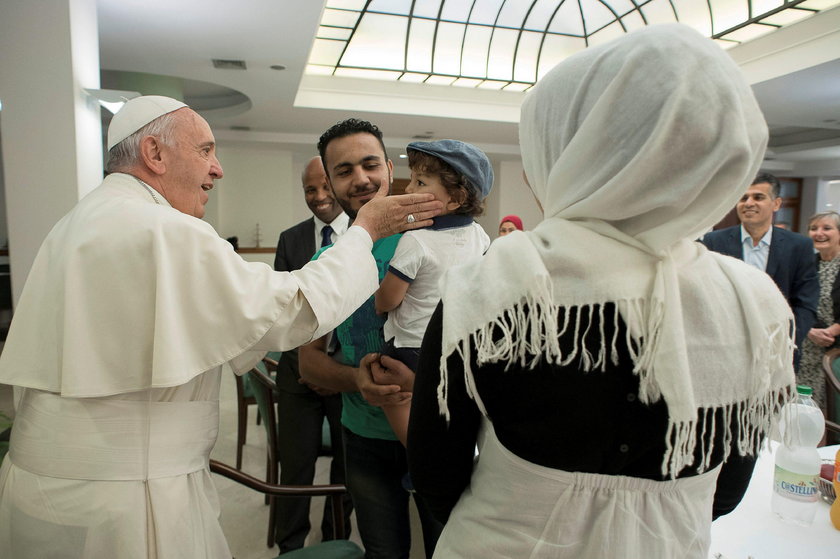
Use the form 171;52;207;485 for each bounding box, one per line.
499;215;523;231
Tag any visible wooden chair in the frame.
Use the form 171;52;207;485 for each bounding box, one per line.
234;351;282;469
827;420;840;440
822;348;840;444
256;356;280;506
247;357;281;544
219;357;361;555
234;373;259;470
209;459;362;558
241;356;355;551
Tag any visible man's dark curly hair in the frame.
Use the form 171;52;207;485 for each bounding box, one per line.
317;118;389;173
408;150;485;217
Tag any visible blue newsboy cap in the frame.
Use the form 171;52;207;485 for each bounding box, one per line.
407;139;494;199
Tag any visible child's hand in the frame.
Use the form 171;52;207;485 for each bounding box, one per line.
356;353;407;407
371;359;398;385
376;355;416;392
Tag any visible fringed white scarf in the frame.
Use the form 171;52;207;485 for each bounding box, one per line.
437;24;797;477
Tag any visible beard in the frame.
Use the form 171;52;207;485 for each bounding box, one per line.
336;196;357;220
333;173;391;220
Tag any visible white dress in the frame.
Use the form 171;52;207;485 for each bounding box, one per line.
433;418;721;559
0;372;228;558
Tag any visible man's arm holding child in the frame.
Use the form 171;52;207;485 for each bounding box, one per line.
299;338;409;406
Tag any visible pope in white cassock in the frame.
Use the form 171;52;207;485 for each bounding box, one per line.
0;96;441;558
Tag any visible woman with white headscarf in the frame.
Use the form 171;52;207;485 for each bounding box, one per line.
406;24;795;558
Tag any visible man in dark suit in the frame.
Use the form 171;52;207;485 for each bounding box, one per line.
272;156;351;552
702;172;817;368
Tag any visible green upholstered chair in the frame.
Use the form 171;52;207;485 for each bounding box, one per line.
234;372;259;470
253;357;279;512
0;428;9;465
0;411;11;465
211;359;361;556
281;539;364;559
822;348;840;444
209;459;362;558
234;351;283;470
222;357;362;556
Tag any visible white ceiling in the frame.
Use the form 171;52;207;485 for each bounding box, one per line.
96;0;840;175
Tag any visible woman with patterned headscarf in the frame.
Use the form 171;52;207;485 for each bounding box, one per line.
407;24;795;559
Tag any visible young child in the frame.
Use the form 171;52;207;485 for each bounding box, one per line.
374;139;493;444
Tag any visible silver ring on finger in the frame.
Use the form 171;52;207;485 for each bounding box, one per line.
406;214;416;224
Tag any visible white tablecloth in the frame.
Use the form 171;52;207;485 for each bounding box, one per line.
709;443;839;559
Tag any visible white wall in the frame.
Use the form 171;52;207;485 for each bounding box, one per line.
815;177;840;214
0;127;6;249
213;140;298;248
0;0;103;305
494;160;543;235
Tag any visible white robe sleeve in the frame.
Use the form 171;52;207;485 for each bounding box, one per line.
0;174;379;396
230;226;377;373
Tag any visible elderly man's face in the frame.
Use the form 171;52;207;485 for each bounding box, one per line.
303;158;341;223
159;109;223;218
323;132;392;219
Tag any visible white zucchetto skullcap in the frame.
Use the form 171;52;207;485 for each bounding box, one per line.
107;95;188;150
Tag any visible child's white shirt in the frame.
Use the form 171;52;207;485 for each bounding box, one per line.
384;217;490;348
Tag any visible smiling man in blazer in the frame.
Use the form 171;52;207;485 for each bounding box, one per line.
272;156;351;552
702;172;817;368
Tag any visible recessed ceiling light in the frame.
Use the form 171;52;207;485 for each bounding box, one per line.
270;64;286;71
84;88;141;114
399;154;407;159
212;59;247;70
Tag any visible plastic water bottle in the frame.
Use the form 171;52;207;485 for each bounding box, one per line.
771;385;825;526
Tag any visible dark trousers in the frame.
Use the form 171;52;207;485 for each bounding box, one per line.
274;383;351;551
381;339;420;373
343;427;442;558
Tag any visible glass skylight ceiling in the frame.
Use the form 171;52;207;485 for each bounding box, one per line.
307;0;840;90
